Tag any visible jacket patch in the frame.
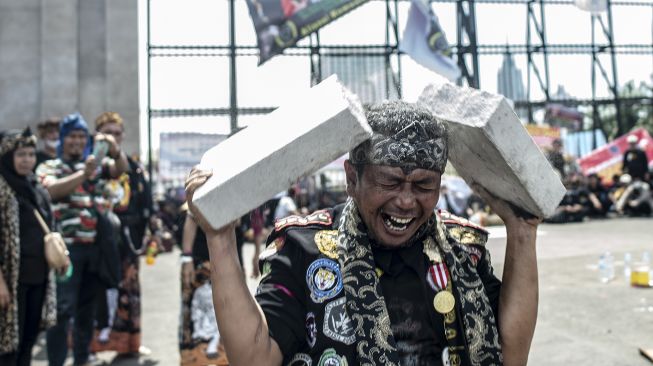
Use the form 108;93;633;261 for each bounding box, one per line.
322;297;355;345
306;258;343;303
315;230;339;259
274;210;333;232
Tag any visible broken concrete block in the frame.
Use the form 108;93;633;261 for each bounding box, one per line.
418;82;565;218
192;75;372;230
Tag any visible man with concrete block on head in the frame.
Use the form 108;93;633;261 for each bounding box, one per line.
185;100;541;366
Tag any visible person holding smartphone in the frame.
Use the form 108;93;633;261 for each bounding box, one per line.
90;112;153;358
36;113;128;366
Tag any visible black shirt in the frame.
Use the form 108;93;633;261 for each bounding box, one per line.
623;148;649;180
373;243;445;365
17;193;51;284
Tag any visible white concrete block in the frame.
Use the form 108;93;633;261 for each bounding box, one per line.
418;82;565;218
192;75;372;230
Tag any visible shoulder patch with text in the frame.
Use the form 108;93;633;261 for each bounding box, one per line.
274;209;333;232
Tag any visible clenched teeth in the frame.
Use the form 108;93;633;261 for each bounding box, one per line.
384;218;408;231
382;214;415;232
390;216;412;224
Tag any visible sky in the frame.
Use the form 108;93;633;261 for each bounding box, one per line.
138;0;653;155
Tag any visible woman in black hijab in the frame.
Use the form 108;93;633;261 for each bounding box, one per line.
0;128;57;365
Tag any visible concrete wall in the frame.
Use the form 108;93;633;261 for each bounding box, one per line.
0;0;139;156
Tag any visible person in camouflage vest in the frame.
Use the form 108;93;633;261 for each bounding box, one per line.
37;113;128;366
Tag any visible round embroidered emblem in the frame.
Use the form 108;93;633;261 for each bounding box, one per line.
322;297;355;345
306;258;343;303
317;348;348;366
306;312;317;348
288;353;312;366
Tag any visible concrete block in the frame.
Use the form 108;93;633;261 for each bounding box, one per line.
418;82;565;218
192;75;372;230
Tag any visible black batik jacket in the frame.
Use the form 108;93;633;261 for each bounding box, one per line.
255;205;502;366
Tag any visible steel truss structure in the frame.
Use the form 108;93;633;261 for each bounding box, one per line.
146;0;653;172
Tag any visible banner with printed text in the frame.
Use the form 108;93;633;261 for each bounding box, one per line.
159;132;227;188
246;0;370;64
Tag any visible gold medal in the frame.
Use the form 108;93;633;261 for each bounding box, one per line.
433;291;455;314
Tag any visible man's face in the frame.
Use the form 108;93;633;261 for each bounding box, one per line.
44;129;58;142
62;129;88;160
345;161;441;248
98;122;124;146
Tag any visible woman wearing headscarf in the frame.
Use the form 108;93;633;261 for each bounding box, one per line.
0;128;57;365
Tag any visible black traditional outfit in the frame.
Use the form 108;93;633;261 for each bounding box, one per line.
0;129;57;365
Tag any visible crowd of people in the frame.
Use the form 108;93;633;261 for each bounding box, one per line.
545;135;652;223
0;112;153;366
0;105;650;365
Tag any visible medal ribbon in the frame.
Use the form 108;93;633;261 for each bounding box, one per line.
424;238;463;366
428;262;449;291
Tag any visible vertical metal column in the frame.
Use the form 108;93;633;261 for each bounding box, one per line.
384;0;402;98
385;0;391;98
606;0;623;135
146;0;153;181
539;0;550;99
455;0;479;88
591;16;599;149
229;0;238;133
526;3;533;123
309;32;322;86
393;0;402;98
526;0;550;102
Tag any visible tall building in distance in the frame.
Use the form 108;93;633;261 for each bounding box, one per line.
497;47;528;121
497;47;526;103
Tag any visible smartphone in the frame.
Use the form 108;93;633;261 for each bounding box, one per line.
93;139;109;162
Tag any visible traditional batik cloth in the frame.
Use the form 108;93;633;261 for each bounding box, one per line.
256;202;503;366
90;252;141;354
179;261;228;366
90;165;145;355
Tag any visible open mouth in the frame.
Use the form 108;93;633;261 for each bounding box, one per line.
381;213;415;232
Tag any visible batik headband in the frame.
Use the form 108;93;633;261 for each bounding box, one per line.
0;127;37;157
350;101;448;173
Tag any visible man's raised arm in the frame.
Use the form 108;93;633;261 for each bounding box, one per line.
474;184;540;366
185;167;283;366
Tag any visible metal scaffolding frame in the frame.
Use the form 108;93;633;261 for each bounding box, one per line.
146;0;653;176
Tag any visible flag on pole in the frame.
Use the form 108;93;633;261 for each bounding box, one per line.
574;0;608;13
245;0;370;64
400;0;460;81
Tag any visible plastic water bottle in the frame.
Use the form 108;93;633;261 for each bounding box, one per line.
598;254;608;283
624;252;632;282
599;252;615;283
606;252;615;281
643;252;652;286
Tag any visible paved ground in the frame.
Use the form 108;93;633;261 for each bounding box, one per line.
32;217;653;365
